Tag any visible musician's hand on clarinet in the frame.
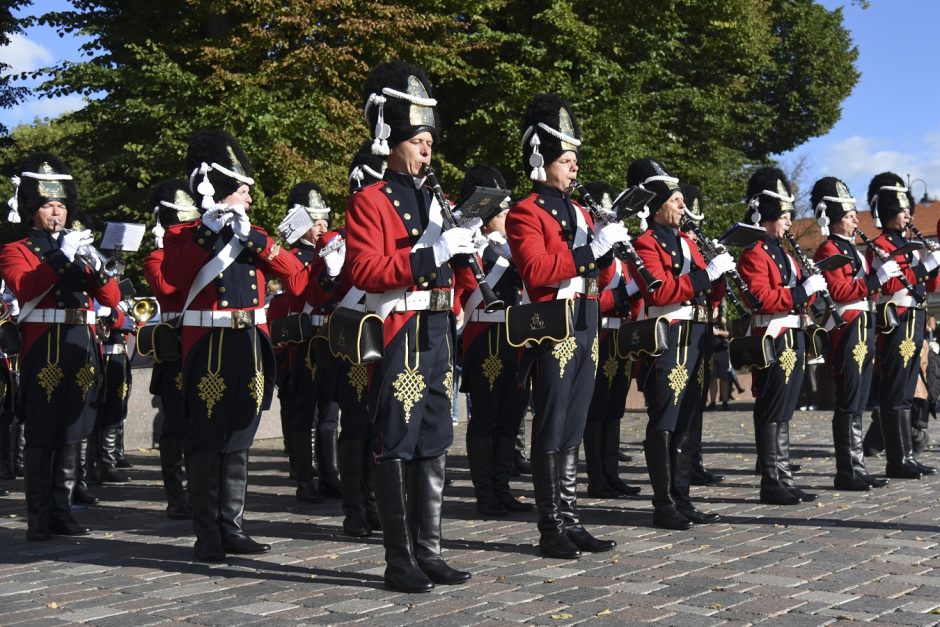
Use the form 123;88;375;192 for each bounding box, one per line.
590;222;630;258
324;245;345;277
876;259;902;285
923;250;940;273
230;206;252;241
432;227;476;266
202;207;232;233
58;229;94;263
801;273;827;295
705;252;735;282
487;231;512;260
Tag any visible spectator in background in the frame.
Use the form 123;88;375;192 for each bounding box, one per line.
707;309;732;412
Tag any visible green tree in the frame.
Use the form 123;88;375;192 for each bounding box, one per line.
0;0;29;142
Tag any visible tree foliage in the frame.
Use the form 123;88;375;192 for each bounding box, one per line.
1;0;859;288
0;0;30;141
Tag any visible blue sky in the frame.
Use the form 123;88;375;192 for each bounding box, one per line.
2;1;938;209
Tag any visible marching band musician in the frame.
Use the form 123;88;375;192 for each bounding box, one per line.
345;61;474;592
505;94;623;559
162;130;303;561
0;152;124;540
142;179;201;519
810;177;896;490
866;172;940;478
458;164;533;517
628;158;728;529
279;182;342;503
738;167;827;506
581;180;643;499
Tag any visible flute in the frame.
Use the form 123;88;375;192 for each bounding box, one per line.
572;182;662;293
854;228;923;304
784;232;845;329
423;165;504;313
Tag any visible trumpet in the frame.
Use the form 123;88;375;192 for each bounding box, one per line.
318;235;345;258
127;298;159;325
55;219;125;278
784;232;845;329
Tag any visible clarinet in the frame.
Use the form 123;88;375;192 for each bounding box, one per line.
423;165;505;313
909;224;940;253
854;228;924;304
784;232;846;329
572;182;662;293
679;215;762;317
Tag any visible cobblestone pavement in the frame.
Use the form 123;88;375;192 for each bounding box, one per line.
2;406;940;626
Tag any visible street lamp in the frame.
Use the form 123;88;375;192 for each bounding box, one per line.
907;175;935;205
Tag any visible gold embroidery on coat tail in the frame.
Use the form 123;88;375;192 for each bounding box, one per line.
552;337;576;375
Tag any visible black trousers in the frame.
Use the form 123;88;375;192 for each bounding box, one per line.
641;320;708;434
752;328;805;426
830;312;875;416
586;329;630;425
463;323;529;439
338;362;372;441
878;307;924;414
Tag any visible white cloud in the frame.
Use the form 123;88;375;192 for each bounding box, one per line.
0;95;86;129
0;33;54;75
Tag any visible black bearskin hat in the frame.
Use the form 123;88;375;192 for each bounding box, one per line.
626;158;680;230
8;152;79;225
810;177;856;236
362;60;439;155
287;182;332;224
868;171;913;228
348;140;387;192
745;166;794;225
583;180;616;214
185;129;255;209
520;94;581;182
458;163;508;223
680;184;704;222
150;179;199;231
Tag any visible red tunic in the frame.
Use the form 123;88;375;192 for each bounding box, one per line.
738;239;813;337
160;221;304;357
868;229;940;318
0;237;123;355
143;248;185;314
815;236;876;351
345;182;475;347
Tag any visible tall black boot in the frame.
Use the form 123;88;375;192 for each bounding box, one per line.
583;422;618;498
467;435;507;516
513;421;531;476
220;449;270;554
833;412;869;490
558;446;616;551
189;448;224;561
690;440;724;485
373;458;434;593
644;431;692;529
115;423;133;468
316;428;342;498
883;410;923;478
531;450;581;558
13;422;25;477
97;427;131;483
407;455;471;585
338;438;370;537
901;409;937;475
50;445;90;536
851;413;887;488
73;437;99;505
863;408;884;456
756;422;800;505
364;456;382;531
492;436;533;512
0;422;15;480
671;432;720;524
160;436;191;519
602;420;641;495
293;426;323;503
777;422;816;502
24;447;53;541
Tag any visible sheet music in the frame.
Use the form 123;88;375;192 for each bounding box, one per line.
278;206;315;245
100;222;146;252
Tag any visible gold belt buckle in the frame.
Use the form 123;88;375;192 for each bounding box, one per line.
231;310;253;329
429;290;451;312
693;305;709;323
584;278;598;297
65;309;87;325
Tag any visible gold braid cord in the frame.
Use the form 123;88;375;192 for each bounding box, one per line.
348;364;368;402
696;360;706;391
0;379;6;403
76;364;96;399
174;371;183;391
899;337;916;369
591;335;599;367
119;381;129;401
482;353;502;392
552;337;577;376
248;369;265;415
778;347;797;384
443;367;454;403
198;372;226;418
667;365;688;405
603;354;619;389
392;366;425;425
852;341;868;375
38;363;63;402
305;343;317;382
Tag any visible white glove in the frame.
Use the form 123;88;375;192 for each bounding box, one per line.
324;245;345;277
459;216;484;231
432;227;477;266
705;252;735;282
230;206;252;241
487;231;512;260
589;222;630;258
202;207;232;233
875;259;902;284
922;250;940;273
59;230;94;263
801;273;827;295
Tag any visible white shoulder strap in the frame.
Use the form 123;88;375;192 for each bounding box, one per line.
181;235;245;316
556;205;590;299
